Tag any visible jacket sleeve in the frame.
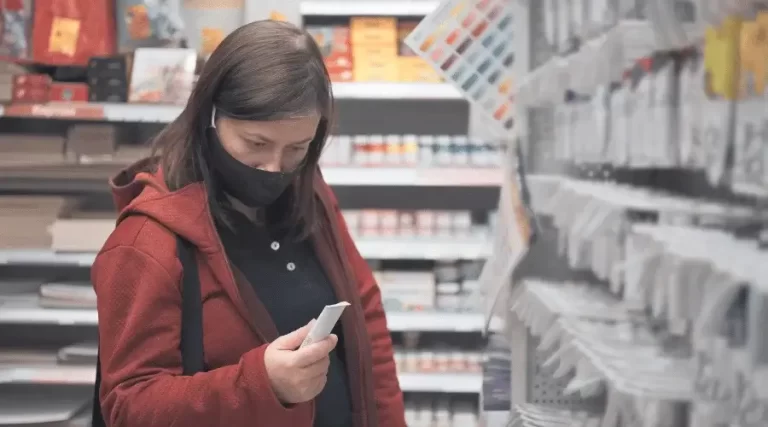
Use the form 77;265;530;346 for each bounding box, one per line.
92;245;314;427
333;209;407;427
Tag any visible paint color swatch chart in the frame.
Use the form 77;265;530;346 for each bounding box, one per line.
405;0;517;133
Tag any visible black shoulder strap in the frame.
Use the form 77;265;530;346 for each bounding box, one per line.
177;235;206;374
92;235;205;426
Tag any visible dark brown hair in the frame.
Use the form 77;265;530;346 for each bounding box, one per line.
151;20;333;238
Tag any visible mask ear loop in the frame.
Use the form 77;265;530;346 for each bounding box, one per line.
210;106;217;129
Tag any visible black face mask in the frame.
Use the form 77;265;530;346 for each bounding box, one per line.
207;129;297;208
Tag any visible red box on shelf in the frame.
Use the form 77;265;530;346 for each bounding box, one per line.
12;85;49;103
306;25;353;82
31;0;116;66
13;74;52;87
49;83;89;102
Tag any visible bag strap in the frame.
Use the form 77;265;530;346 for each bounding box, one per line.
92;235;205;426
177;235;206;374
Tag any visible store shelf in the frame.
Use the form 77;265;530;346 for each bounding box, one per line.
300;1;439;16
323;167;501;187
0;363;480;393
0;300;97;326
398;372;481;393
0;250;96;267
332;82;463;100
386;311;494;332
0;238;490;266
353;237;491;260
0;364;95;385
0;299;493;333
0;83;463;124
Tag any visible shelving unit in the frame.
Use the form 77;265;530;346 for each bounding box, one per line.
0;1;499;424
452;0;768;426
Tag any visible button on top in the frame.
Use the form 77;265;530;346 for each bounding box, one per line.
286;262;296;271
271;241;280;251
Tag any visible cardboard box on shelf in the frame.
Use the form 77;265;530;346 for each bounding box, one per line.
306;25;354;82
350;17;398;46
49;83;89;102
397;57;443;82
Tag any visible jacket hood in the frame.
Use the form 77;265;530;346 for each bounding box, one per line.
110;158;219;252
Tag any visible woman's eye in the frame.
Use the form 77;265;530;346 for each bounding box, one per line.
249;140;268;148
292;145;309;151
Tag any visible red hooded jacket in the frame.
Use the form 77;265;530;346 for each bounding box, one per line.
91;159;406;427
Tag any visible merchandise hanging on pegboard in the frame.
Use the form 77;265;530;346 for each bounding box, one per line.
490;0;768;427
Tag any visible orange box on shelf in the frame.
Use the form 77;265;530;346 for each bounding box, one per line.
49;83;89;102
306;26;353;69
398;57;443;82
350;17;398;46
352;44;399;61
353;61;398;82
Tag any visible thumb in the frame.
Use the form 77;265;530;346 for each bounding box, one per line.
272;320;315;350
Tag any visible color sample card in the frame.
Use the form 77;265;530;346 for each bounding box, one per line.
404;0;517;132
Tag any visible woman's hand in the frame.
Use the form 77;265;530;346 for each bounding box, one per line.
264;321;338;404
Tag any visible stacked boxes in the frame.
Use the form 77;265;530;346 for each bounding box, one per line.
0;61;26;103
350;17;399;82
87;56;130;102
12;74;52;103
397;20;442;82
307;18;443;83
305;26;353;82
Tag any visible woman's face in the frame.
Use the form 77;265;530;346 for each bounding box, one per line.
215;114;320;172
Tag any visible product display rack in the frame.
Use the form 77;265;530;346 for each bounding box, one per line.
0;2;503;426
414;0;767;426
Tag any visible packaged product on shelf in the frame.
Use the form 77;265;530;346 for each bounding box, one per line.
0;0;32;60
360;210;380;237
401;134;419;165
701;16;742;185
352;135;369;165
418;135;435;166
66;124;118;158
451;211;473;237
367;134;386;165
11;73;51;103
182;0;243;58
0;196;72;249
416;210;436;236
397;20;442;83
48;82;89;102
0;61;25;102
306;25;353;82
32;0;116;66
128;47;196;104
451;136;470;166
435;135;453;166
340;209;360;234
374;270;435;311
435;211;454;237
397;211;416;236
379;210;399;236
350;17;398;82
49;211;115;252
87;55;131;102
384;134;402;165
116;0;185;52
731;12;768;197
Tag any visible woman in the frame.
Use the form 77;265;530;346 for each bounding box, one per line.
91;20;406;427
